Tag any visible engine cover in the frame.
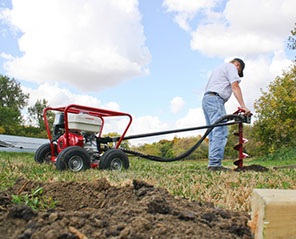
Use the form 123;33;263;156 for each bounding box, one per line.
57;132;84;153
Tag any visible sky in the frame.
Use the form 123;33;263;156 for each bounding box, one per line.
0;0;295;144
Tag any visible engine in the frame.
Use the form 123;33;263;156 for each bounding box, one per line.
57;132;84;153
53;112;102;154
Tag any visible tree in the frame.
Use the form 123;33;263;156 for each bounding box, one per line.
28;99;54;131
158;139;175;158
288;23;296;53
134;135;209;160
172;136;208;160
252;23;296;154
134;142;161;157
0;75;29;134
253;65;296;154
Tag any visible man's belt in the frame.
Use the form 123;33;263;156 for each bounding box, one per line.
205;92;219;96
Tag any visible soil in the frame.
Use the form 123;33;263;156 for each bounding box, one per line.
0;178;253;239
234;164;269;172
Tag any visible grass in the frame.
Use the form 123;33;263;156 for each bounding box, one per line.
250;147;296;166
11;186;58;211
0;151;296;212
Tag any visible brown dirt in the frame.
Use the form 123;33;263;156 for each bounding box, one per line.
234;164;269;172
0;178;253;239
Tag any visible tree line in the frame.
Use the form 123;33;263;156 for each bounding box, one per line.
0;75;54;138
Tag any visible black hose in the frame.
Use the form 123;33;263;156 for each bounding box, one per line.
121;114;239;162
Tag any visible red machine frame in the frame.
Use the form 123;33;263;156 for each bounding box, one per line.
43;104;133;162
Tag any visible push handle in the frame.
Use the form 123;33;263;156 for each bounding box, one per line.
234;107;253;116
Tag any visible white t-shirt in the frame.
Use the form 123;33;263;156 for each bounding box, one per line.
204;63;241;102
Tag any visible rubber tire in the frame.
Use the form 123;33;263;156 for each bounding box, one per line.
56;146;91;172
34;143;57;164
99;149;129;170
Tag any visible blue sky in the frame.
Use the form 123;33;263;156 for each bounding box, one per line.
0;0;295;144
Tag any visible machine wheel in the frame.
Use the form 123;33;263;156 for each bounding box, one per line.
34;143;57;164
99;149;129;170
56;146;91;172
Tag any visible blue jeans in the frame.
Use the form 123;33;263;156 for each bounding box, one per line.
202;94;228;167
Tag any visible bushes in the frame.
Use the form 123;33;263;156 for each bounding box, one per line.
254;65;296;154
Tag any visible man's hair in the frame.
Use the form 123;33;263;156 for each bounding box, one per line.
229;58;245;77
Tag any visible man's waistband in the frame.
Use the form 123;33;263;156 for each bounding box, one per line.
205;91;220;96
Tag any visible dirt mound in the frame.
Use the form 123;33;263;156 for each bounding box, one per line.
0;178;253;239
234;164;269;172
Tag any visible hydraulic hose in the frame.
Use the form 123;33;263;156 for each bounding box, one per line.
120;114;241;162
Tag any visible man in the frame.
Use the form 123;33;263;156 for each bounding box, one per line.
202;58;251;171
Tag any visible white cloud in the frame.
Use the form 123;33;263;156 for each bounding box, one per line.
170;96;185;113
163;0;213;12
0;0;151;92
103;115;169;145
191;24;283;57
269;50;293;76
173;107;206;138
175;107;205;128
21;83;119;111
190;0;296;58
129;115;168;134
0;52;14;60
164;0;295;58
163;0;216;31
224;0;295;37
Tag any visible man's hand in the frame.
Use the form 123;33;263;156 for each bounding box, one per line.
240;107;252;116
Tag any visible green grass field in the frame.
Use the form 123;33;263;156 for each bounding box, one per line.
1;151;296;212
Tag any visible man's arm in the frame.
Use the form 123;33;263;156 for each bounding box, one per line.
231;81;251;115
